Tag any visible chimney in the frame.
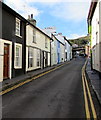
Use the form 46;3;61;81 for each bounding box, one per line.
28;15;30;20
58;33;62;36
28;14;36;26
31;14;33;19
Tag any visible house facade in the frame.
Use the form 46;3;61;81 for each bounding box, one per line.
42;28;67;64
26;15;51;72
87;0;101;76
64;37;72;61
42;27;59;65
0;2;27;82
55;33;65;63
51;34;58;66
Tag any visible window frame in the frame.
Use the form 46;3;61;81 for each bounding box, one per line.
37;49;40;67
15;18;21;37
14;43;22;69
28;47;34;68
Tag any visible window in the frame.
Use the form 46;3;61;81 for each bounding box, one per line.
15;43;22;68
28;48;33;68
45;37;48;48
33;30;36;43
16;18;20;36
37;50;40;67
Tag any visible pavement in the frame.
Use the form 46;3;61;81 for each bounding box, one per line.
86;58;101;105
2;57;86;118
0;61;68;92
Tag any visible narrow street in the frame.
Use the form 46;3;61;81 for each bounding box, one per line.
1;0;101;119
2;57;87;118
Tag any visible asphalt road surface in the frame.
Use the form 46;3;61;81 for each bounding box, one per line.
2;57;88;118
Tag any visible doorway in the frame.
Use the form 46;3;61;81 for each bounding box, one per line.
3;44;9;79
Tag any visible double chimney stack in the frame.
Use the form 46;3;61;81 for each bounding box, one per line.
28;14;36;26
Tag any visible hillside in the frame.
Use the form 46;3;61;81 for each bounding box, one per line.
68;35;90;47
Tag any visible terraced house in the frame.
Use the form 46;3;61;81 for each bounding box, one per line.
0;2;27;82
0;2;73;82
42;27;58;66
55;33;65;63
51;34;58;66
26;15;51;72
64;37;72;61
87;0;101;77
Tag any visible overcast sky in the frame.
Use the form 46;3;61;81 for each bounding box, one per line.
4;0;91;39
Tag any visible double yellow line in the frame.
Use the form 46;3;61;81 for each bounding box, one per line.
82;60;97;119
0;62;69;96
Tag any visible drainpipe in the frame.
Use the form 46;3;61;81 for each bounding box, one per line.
50;39;51;67
50;36;53;67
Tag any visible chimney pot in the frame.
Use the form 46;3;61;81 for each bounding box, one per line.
31;14;33;19
28;15;30;20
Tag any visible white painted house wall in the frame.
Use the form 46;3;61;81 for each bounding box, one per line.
42;28;58;66
65;40;72;61
26;25;50;71
65;40;71;61
91;1;101;72
51;36;57;66
60;43;65;62
55;34;65;63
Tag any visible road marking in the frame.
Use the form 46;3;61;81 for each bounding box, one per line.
0;62;70;95
82;70;90;119
82;60;97;119
84;72;97;119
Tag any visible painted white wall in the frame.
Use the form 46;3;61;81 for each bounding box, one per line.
65;40;72;61
55;34;65;45
51;36;57;66
26;25;50;71
91;1;101;72
92;1;99;47
60;43;65;62
70;46;72;59
26;25;50;52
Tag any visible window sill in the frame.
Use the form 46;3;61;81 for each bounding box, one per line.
14;66;22;69
15;34;22;38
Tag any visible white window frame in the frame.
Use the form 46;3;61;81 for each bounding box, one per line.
28;47;34;68
37;49;40;67
33;30;36;43
14;43;22;69
15;18;21;37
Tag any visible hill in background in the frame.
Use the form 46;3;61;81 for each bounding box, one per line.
68;35;90;47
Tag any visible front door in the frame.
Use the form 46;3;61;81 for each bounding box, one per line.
3;44;9;79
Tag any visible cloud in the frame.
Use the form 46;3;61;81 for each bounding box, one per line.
4;0;41;19
4;0;91;21
16;0;91;3
51;2;90;22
